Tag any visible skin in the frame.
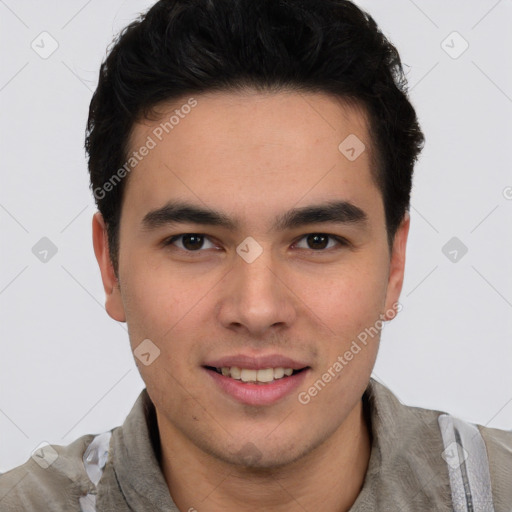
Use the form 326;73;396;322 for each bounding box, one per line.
93;89;409;511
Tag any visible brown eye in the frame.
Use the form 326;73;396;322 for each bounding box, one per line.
164;234;216;251
295;233;346;251
306;234;329;250
181;234;204;250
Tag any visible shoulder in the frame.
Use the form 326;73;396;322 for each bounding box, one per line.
366;379;512;507
0;434;97;511
477;422;512;507
478;421;512;459
367;377;512;459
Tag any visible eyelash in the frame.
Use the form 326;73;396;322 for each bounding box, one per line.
162;233;349;253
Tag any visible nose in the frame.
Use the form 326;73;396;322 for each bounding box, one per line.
217;249;297;338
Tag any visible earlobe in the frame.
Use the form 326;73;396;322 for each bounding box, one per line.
383;212;410;320
92;212;126;322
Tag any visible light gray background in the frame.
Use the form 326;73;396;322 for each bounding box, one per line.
1;0;511;472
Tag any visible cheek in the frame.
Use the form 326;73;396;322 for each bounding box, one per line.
120;260;212;372
120;255;193;339
304;258;389;329
120;267;200;408
122;279;176;340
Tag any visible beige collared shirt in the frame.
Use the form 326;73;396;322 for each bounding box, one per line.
1;378;511;511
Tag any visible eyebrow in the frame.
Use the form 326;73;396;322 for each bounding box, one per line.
141;200;369;233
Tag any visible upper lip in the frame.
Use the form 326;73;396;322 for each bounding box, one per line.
204;354;310;371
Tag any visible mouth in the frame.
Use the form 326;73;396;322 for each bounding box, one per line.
204;365;308;384
203;364;311;406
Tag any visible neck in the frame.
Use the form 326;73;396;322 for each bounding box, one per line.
157;399;371;512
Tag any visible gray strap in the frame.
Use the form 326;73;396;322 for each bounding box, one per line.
79;431;112;512
438;413;495;512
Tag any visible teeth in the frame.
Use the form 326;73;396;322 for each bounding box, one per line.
255;368;274;383
273;367;285;379
240;369;257;382
230;366;241;379
217;366;298;383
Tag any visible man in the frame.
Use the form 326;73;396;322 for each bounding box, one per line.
1;0;510;510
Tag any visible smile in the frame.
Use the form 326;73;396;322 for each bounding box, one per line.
203;365;310;405
207;366;306;384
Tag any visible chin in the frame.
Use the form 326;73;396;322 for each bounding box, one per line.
214;432;316;472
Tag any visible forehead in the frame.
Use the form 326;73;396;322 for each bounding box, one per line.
122;89;381;229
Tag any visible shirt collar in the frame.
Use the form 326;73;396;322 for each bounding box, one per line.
351;377;451;510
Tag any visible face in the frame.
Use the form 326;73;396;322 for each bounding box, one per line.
93;89;409;469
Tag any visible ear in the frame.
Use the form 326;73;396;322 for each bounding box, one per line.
92;211;126;322
383;211;410;320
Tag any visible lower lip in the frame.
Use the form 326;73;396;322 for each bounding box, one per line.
204;368;310;406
